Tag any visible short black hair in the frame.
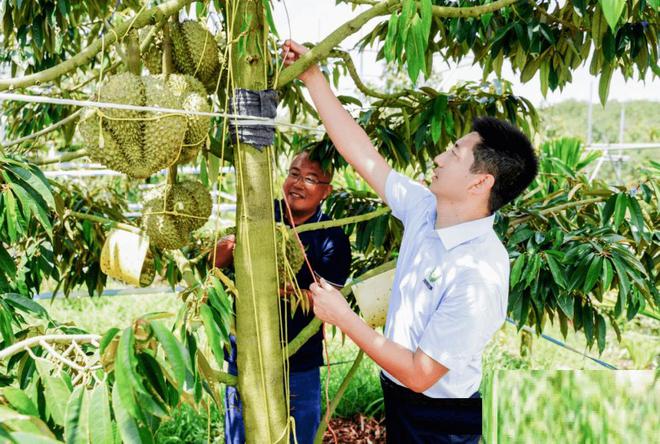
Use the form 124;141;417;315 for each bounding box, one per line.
470;117;538;213
294;149;335;181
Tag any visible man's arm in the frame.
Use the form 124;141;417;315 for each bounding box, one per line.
310;279;448;393
283;40;392;202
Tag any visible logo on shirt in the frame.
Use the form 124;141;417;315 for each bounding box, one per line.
422;269;441;290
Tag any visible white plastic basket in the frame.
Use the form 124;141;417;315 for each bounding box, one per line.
100;229;152;287
351;268;396;328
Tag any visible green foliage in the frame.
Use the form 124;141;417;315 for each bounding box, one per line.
500;138;658;352
360;0;659;104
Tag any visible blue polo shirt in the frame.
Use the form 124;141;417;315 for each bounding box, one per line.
274;200;352;372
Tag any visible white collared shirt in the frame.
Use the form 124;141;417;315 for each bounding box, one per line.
382;170;509;398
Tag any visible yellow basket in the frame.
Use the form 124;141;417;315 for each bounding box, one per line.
100;229;152;287
352;268;396;328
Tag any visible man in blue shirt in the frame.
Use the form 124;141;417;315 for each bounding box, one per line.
212;150;351;444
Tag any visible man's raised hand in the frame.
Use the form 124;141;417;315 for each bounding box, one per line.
281;39;321;83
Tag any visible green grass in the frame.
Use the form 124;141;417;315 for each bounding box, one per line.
484;371;660;443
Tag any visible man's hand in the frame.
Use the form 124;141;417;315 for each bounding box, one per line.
309;279;352;328
281;40;322;84
211;234;235;269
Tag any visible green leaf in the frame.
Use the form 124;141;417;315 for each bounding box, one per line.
420;0;432;41
114;329;140;420
612;192;627;229
598;62;614;106
405;14;426;83
7;433;62;444
556;294;574;318
87;383;112;444
601;194;616;223
383;13;400;63
0;244;16;279
99;328;120;355
111;384;151;444
2;387;39;416
583;255;603;294
602;258;614;292
545;254;566;289
596;313;607;354
5;164;55;209
3;293;49;319
520;56;543;83
598;0;625;31
626;195;645;234
150;321;187;394
64;386;86;444
510;254;526;287
4;191;19;243
43;376;71;426
6;175;52;235
199;304;224;366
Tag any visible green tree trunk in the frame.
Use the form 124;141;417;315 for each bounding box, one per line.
230;1;288;443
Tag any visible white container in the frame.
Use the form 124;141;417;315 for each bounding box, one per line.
100;229;153;287
352;268;396;328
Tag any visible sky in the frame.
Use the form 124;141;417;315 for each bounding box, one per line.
270;0;660;107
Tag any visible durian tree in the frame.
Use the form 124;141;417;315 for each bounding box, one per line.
0;0;659;443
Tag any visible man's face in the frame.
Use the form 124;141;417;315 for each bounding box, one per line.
283;152;333;214
429;132;486;201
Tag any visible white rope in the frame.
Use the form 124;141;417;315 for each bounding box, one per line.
0;92;324;134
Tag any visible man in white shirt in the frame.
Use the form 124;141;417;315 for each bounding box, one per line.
282;40;538;442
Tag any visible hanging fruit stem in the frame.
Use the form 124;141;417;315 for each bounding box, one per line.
162;21;174;79
125;29;142;76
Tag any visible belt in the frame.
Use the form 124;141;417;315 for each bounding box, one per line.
380;373;481;409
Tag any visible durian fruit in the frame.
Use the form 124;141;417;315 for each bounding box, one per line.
77;72;187;179
161;74;211;164
275;224;305;284
142;180;212;250
222;224;305;283
141;20;223;93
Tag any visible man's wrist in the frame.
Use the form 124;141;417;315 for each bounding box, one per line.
300;65;323;85
336;306;358;333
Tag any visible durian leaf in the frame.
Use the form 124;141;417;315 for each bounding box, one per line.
88;384;113;444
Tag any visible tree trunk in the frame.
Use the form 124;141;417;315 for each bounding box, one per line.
230;1;288;443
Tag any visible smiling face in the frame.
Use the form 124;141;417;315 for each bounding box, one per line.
429;132;493;206
283;152;333;217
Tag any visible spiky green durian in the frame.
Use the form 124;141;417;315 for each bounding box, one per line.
77;73;187;179
142;180;212;250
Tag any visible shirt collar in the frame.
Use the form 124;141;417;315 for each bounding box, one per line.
433;214;496;250
277;200;323;227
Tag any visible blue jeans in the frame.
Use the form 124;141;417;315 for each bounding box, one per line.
224;338;321;444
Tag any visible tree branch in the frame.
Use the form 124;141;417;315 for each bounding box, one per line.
329;49;410;103
0;334;101;361
314;351;365;444
508;197;607;228
33;149;89;165
431;0;519;18
276;0;521;87
3;109;83;149
276;0;399;87
66;210;142;235
294;207;390;234
69;20;166;92
0;0;193;91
